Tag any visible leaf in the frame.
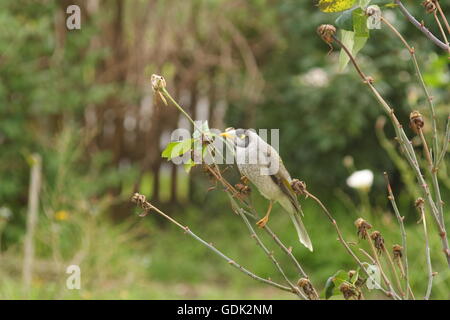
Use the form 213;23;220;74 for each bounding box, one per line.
324;277;336;299
161;139;193;160
338;30;355;72
323;270;348;299
358;0;371;9
183;158;196;173
318;0;357;13
338;30;367;72
352;8;369;37
335;9;354;31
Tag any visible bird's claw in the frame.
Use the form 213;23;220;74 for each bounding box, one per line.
256;216;269;228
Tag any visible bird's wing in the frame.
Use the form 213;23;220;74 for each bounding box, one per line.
262;146;301;213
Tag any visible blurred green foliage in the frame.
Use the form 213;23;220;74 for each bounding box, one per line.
0;0;449;299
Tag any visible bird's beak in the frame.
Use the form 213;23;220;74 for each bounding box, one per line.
220;132;233;139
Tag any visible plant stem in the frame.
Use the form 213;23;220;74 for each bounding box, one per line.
367;235;399;299
434;0;450;35
384;173;413;299
332;34;450;268
236;208;307;299
417;203;433;299
304;190;398;299
394;0;450;51
433;11;450;53
131;193;295;294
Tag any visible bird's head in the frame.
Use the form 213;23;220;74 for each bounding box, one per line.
220;127;251;148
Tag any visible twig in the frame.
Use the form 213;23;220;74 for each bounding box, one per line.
366;232;400;299
394;0;450;51
130;193;295;294
384;173;413;299
304;190;398;299
434;0;450;35
236;207;307;299
433;11;450;53
416;199;433;300
330;33;450;268
436;116;449;169
381;16;440;164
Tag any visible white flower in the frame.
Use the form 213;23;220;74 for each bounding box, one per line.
301;68;329;87
346;169;374;190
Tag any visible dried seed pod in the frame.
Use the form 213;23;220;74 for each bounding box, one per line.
339;282;360;300
371;231;385;254
422;0;436;13
235;183;251;196
392;244;403;260
317;24;336;52
410;111;424;134
151;74;166;92
291;179;307;195
415;197;425;208
297;278;318;300
355;218;372;239
131;193;153;212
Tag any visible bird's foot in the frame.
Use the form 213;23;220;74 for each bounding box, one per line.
256;216;269;228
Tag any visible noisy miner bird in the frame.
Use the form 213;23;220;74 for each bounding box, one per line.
220;128;313;251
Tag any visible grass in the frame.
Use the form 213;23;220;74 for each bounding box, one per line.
1;177;449;299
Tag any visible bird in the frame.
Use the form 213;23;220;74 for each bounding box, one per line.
220;128;313;251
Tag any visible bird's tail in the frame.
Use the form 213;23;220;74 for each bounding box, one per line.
289;210;313;251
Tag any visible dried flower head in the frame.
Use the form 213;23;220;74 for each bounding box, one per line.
410;111;424;134
370;231;385;253
235;183;251;196
131;193;153;216
339;282;360;300
317;24;336;54
392;244;403;260
291;179;307;195
415;197;425;208
297;278;318;300
422;0;436;13
355;218;372;239
151;74;168;105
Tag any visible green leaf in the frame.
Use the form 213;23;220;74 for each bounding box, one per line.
319;0;357;13
323;270;348;299
338;30;367;71
324;277;336;299
358;0;371;9
352;8;369;37
161;139;193;160
183;159;196;173
338;30;355;72
335;9;354;31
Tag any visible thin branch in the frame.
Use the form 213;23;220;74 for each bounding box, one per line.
304;190;399;299
235;207;307;299
130;193;295;294
434;0;450;35
416;200;433;300
394;0;450;51
330;34;450;268
384;173;413;299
